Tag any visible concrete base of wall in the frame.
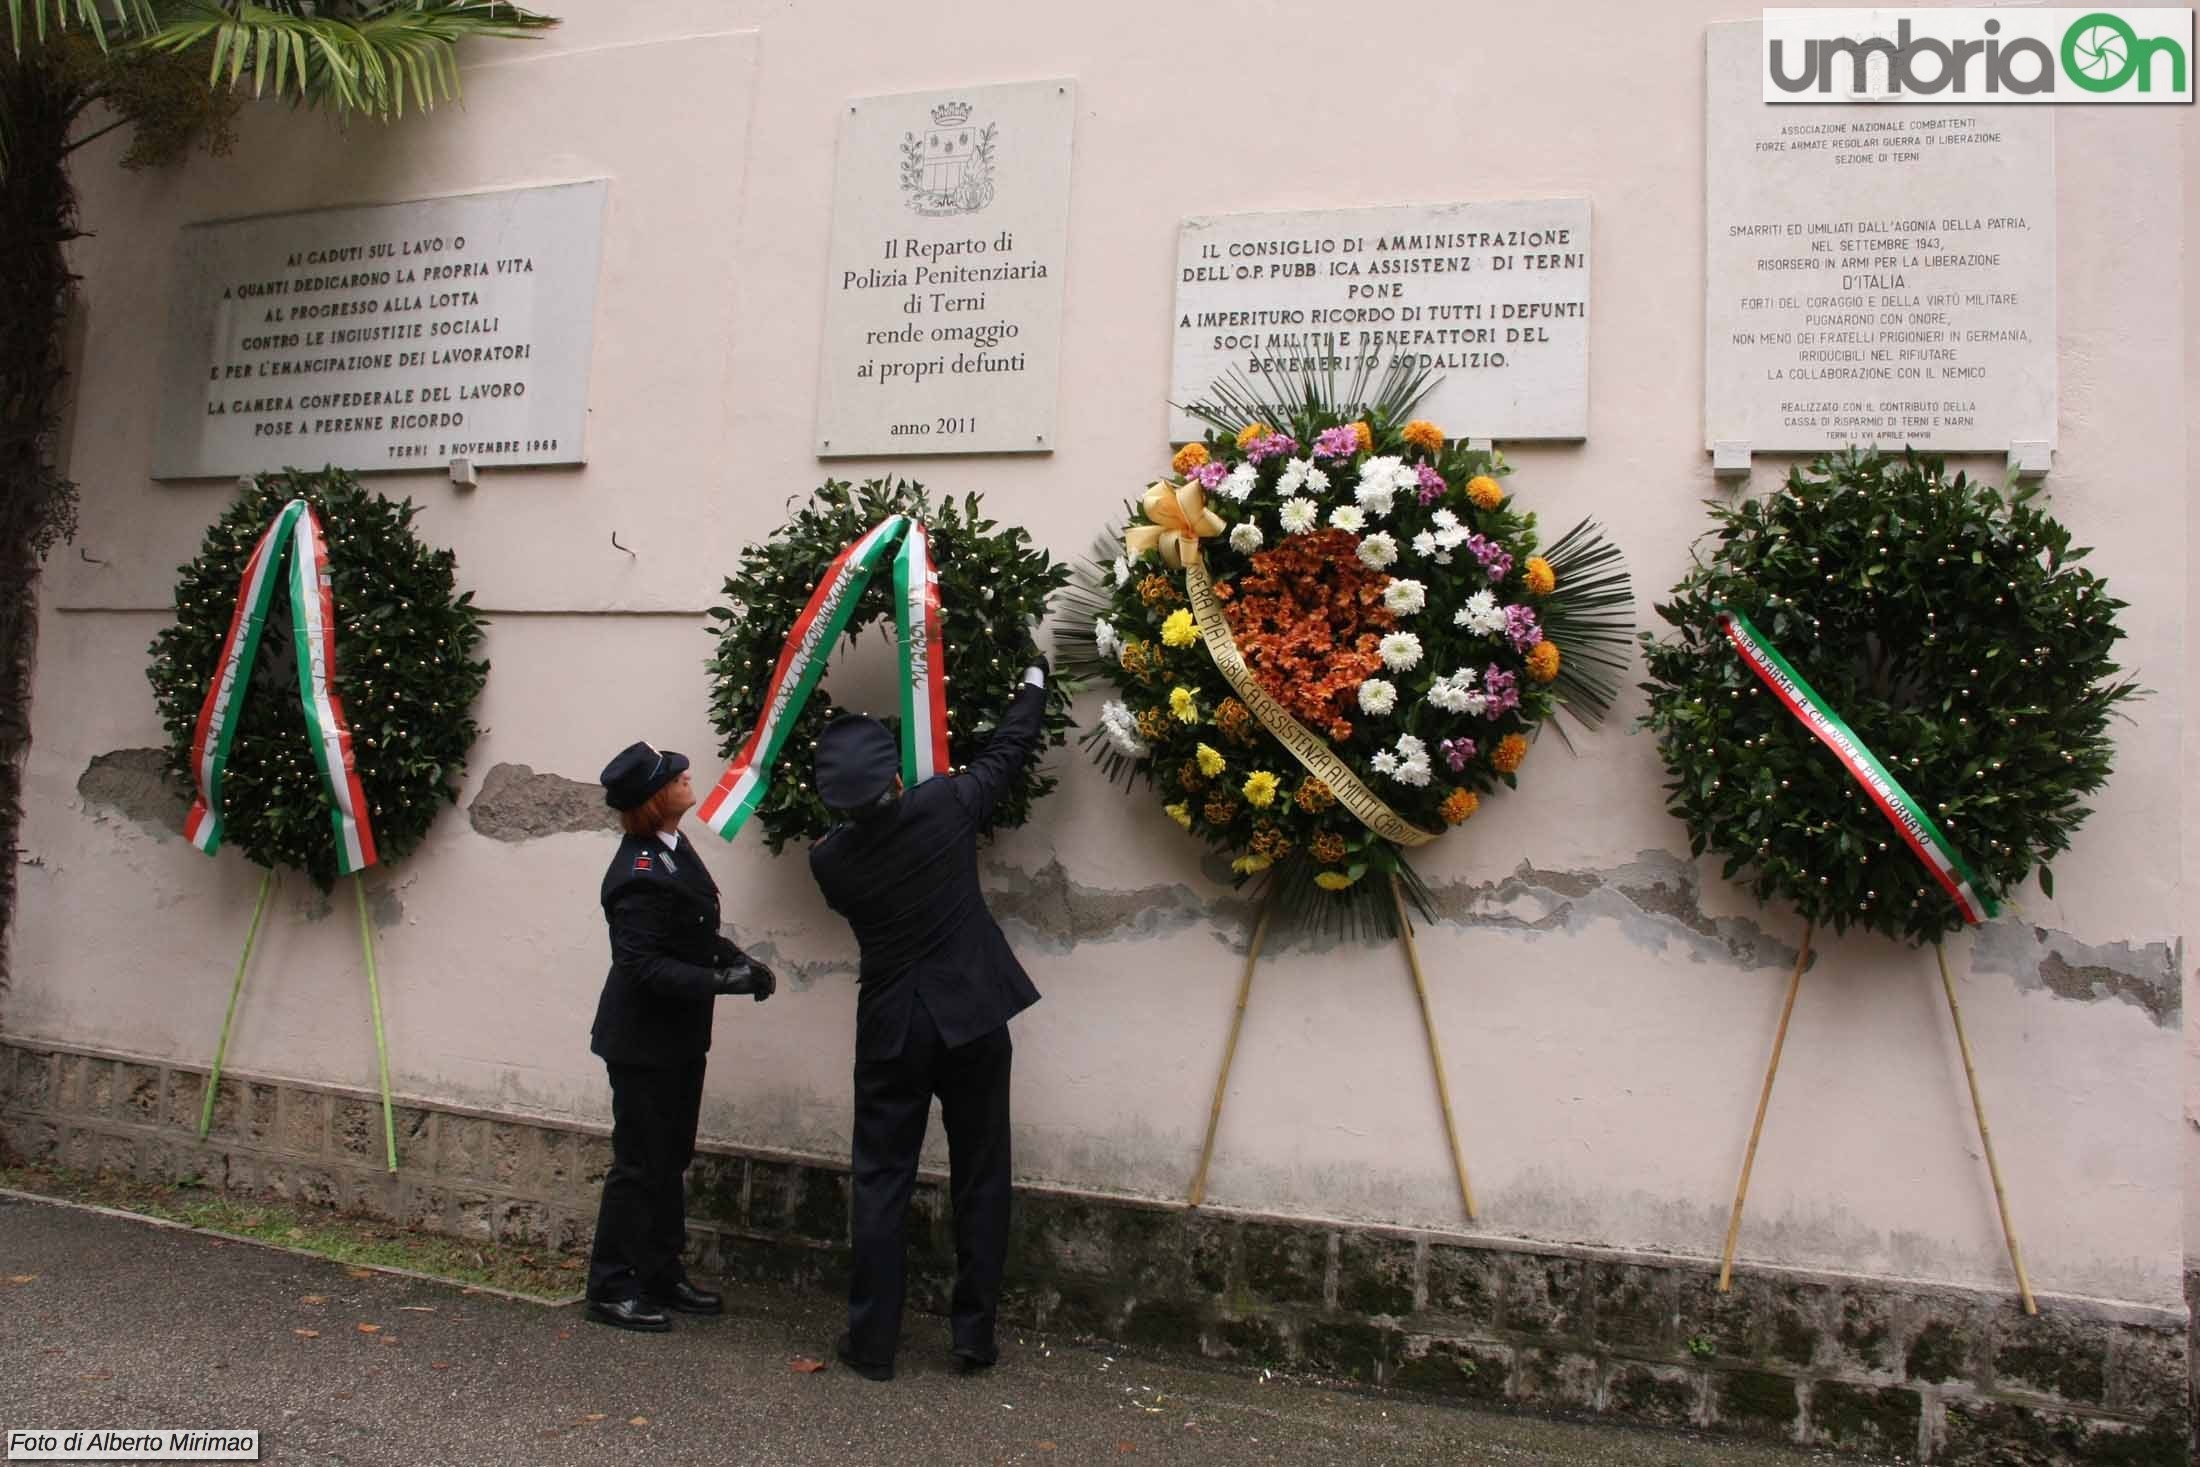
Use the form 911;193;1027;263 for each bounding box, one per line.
0;1036;2184;1464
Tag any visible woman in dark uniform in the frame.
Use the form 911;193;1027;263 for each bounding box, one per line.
587;741;775;1332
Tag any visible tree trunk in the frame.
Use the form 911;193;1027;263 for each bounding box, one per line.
0;52;87;1004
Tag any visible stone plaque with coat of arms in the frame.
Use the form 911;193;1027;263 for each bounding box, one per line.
814;79;1076;458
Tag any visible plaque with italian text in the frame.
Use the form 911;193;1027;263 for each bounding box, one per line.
1705;21;2056;453
813;79;1076;457
152;180;607;479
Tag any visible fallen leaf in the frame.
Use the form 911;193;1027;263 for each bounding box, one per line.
7;1274;36;1284
293;1329;321;1339
346;1268;374;1280
398;1306;436;1313
1116;1445;1137;1455
355;1323;381;1335
555;1329;573;1342
579;1414;607;1424
539;1430;561;1440
627;1416;650;1428
79;1371;112;1382
790;1357;825;1374
379;1336;400;1346
299;1295;327;1306
559;1258;584;1271
332;1393;353;1402
1038;1445;1056;1453
431;1362;452;1371
241;1214;263;1227
285;1228;305;1240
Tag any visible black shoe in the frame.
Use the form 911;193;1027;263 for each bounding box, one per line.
646;1281;722;1316
586;1297;670;1333
835;1332;894;1381
952;1348;996;1375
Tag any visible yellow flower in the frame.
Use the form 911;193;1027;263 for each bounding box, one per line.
1165;802;1193;830
1526;641;1562;684
1241;770;1279;808
1492;732;1530;774
1466;475;1504;510
1171;442;1211;477
1401;420;1445;454
1160;609;1198;648
1231;854;1274;875
1314;870;1360;891
1195;743;1227;778
1169;686;1198;723
1235;422;1271;451
1440;788;1480;825
1523;556;1556;596
1352;420;1374;453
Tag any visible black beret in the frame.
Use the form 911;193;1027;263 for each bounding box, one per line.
599;741;689;811
815;714;900;809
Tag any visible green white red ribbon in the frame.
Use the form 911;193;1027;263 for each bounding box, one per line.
1717;607;1995;924
699;516;951;841
184;499;378;876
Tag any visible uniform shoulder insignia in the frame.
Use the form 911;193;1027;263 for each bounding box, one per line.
632;852;653;872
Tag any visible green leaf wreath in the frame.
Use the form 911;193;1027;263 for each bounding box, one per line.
1639;449;2138;945
147;467;489;887
704;478;1072;852
1058;364;1633;936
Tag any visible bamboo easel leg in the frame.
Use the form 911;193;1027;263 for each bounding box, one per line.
355;876;398;1173
1391;878;1477;1223
199;869;275;1139
1936;941;2038;1315
1188;894;1275;1209
1718;923;1813;1292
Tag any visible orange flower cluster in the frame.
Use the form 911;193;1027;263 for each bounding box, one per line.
1295;778;1336;813
1235;422;1271;451
1222;529;1396;738
1135;707;1169;742
1523;556;1556;596
1351;420;1374;453
1309;831;1348;864
1120;640;1162;682
1171;443;1210;477
1526;641;1562;684
1492;733;1530;774
1440;788;1480;825
1214;697;1256;745
1401;420;1445;454
1177;760;1207;792
1203;793;1238;826
1249;825;1293;859
1138;574;1182;609
1466;475;1505;511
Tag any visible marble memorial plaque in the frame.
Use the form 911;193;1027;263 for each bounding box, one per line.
1705;20;2056;453
814;79;1076;457
1169;198;1591;443
153;180;608;479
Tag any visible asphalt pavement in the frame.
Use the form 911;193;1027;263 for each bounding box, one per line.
0;1194;1876;1466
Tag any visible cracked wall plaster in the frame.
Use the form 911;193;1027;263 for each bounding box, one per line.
1970;922;2180;1027
76;749;189;836
468;763;619;842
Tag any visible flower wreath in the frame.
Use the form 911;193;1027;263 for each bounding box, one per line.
147;468;489;888
1640;449;2137;945
704;478;1072;852
1060;368;1633;931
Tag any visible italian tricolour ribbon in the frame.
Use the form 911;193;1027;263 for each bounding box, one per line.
699;516;950;840
183;498;378;876
1717;607;1997;924
1182;559;1439;848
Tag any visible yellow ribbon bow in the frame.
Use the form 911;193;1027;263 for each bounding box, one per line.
1124;480;1225;569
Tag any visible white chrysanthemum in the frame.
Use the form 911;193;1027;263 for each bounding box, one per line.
1109;556;1132;587
1277;458;1310;494
1393;754;1433;788
1362;456;1408;497
1098;701;1151;758
1329;504;1366;534
1218;462;1260;503
1427;668;1488;716
1454;589;1506;637
1228;520;1264;554
1379;631;1424;671
1431;508;1461;532
1358;679;1398;716
1411;530;1438;559
1304;466;1331;494
1093;617;1123;662
1371;749;1400;776
1383;579;1427;616
1434;522;1470;551
1357;532;1398;570
1354;477;1396;520
1278;497;1319;535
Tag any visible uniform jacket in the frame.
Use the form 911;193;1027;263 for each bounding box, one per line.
591;830;746;1066
808;682;1047;1062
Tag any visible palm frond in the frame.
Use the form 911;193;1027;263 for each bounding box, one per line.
138;0;555;118
7;0;154;57
1537;517;1634;728
1179;357;1436;443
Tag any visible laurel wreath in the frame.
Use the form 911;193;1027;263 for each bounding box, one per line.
146;468;489;888
1639;449;2138;945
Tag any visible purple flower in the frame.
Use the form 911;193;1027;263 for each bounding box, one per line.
1482;666;1520;717
1246;432;1297;465
1440;736;1477;772
1312;425;1360;461
1415;463;1448;504
1192;460;1229;490
1504;604;1543;652
1465;534;1514;583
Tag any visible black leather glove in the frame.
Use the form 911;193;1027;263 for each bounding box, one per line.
713;959;775;1002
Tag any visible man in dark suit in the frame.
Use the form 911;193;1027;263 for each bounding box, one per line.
807;659;1049;1380
587;743;775;1332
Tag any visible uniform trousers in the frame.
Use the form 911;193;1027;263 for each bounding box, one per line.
587;1055;706;1303
846;996;1014;1365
